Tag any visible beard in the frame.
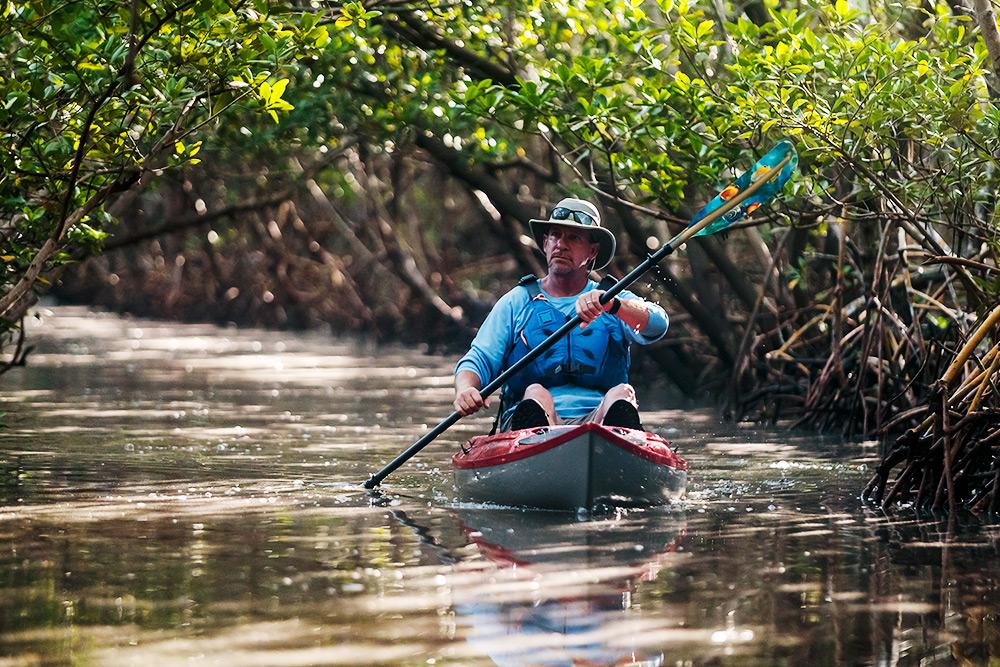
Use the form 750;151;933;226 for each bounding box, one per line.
548;256;585;275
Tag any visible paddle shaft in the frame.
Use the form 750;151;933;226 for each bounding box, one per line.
362;155;791;489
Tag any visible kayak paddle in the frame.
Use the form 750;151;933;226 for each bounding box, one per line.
363;141;798;489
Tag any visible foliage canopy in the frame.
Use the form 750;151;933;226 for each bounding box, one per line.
3;0;1000;484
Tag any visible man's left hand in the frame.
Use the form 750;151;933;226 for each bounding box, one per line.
576;290;616;328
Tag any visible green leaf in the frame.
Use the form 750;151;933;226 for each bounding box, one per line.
312;26;330;48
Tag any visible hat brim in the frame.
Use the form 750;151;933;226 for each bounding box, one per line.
529;219;616;271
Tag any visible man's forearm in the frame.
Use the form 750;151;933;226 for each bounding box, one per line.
615;298;652;332
455;369;483;393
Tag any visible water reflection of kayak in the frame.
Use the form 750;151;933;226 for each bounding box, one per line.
454;507;686;667
457;506;686;575
452;422;688;511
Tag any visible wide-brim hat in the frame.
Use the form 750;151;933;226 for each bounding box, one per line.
528;197;616;271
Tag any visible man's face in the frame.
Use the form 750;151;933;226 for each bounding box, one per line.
542;226;598;275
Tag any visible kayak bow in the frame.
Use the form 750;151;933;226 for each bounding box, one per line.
453;422;687;511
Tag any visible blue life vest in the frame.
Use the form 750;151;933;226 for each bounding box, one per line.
501;276;630;409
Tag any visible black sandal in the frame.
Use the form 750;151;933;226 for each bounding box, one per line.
508;399;549;431
602;400;643;430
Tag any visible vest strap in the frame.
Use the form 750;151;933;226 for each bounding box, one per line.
518;274;541;299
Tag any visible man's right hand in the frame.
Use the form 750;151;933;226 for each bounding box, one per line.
454;386;492;416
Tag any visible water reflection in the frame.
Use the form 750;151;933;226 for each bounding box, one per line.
1;306;999;665
449;508;686;666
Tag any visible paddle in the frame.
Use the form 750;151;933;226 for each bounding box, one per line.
363;141;798;489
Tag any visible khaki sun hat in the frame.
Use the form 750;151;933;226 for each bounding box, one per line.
528;197;616;271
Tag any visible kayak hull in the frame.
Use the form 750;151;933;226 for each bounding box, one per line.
452;422;687;511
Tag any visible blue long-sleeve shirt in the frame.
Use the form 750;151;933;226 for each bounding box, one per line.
455;280;668;419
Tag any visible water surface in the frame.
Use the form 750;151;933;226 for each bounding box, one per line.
1;306;998;665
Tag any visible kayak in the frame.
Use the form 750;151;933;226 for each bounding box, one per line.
452;422;687;511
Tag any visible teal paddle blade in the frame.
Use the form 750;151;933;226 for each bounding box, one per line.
690;140;798;237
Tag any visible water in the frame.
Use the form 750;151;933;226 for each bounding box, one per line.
1;306;998;665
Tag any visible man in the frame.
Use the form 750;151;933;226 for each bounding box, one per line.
453;197;668;431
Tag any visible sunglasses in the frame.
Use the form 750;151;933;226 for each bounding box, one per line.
550;207;597;227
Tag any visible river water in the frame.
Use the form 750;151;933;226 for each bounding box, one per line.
1;305;998;666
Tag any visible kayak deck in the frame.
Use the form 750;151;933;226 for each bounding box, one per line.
452;422;687;511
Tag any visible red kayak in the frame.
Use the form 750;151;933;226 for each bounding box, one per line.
452;422;687;511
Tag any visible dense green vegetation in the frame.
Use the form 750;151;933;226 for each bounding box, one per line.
1;0;323;336
3;0;999;509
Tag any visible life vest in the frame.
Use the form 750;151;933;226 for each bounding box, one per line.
501;276;630;409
